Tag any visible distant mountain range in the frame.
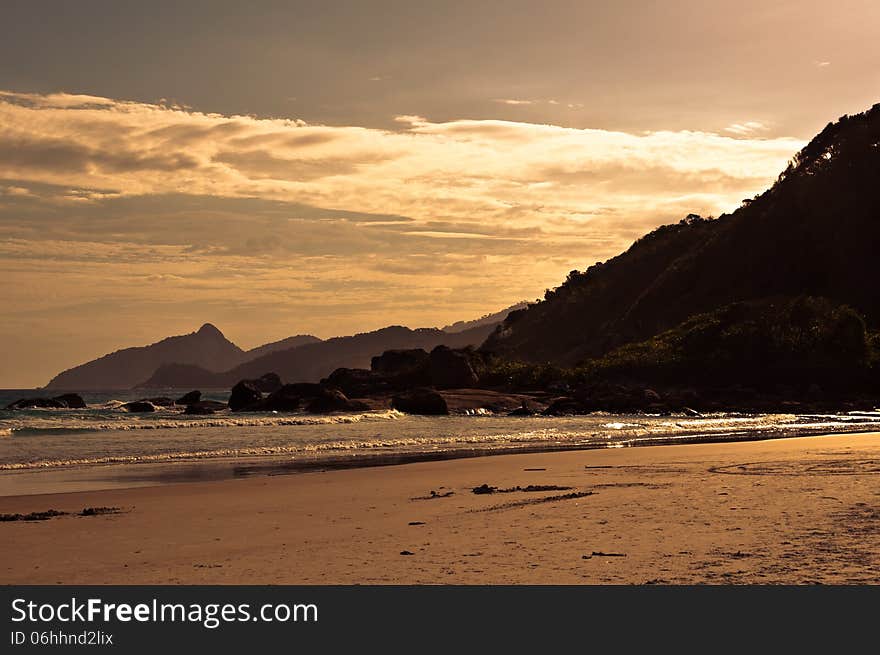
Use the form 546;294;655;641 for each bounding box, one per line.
46;324;248;390
484;103;880;367
45;305;522;390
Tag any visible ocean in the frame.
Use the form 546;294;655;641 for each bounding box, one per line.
2;388;879;495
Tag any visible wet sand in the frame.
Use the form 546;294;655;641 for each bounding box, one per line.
2;432;879;584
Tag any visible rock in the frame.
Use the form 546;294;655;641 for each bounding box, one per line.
228;380;263;411
252;372;282;393
428;346;479;389
141;397;176;407
305;388;370;414
6;397;66;410
322;368;386;397
263;383;325;411
52;393;87;409
184;400;226;415
371;349;429;375
391;388;449;415
543;397;591;415
472;484;497;495
121;401;157;413
682;407;702;417
175;390;201;405
644;389;662;403
508;400;535;416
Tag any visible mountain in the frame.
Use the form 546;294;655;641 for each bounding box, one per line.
441;302;529;333
140;323;497;388
483;104;880;366
244;334;322;360
45;324;248;390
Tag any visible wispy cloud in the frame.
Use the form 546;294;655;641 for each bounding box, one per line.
724;121;770;136
493;98;534;105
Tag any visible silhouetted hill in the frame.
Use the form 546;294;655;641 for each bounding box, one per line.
222;323;497;385
46;324;248;390
441;302;528;333
244;334;321;360
137;324;497;389
484;104;880;365
587;296;872;386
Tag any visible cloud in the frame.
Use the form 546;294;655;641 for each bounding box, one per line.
0;90;806;385
815;61;831;67
493;98;535;105
723;121;770;136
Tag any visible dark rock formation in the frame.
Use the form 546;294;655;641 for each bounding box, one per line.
228;380;263;411
428;346;479;389
371;349;429;375
6;397;66;410
52;393;87;409
262;385;303;411
322;368;388;398
252;372;282;393
141;397;176;407
304;388;370;414
6;394;87;410
121;401;157;413
391;388;449;415
183;400;227;415
175;390;201;405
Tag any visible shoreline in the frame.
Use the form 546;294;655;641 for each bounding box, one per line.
1;431;879;584
2;421;880;497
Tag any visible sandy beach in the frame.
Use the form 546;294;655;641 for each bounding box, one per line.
2;432;879;585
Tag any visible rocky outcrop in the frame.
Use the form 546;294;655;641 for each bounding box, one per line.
175;390;201;405
52;393;87;409
121;401;157;413
6;394;87;410
252;372;282;393
322;368;388;398
183;400;227;415
391;388;449;415
304;388;370;414
371;349;429;375
228;380;263;411
428;346;478;389
141;397;176;407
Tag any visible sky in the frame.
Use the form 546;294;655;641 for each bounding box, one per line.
1;0;879;387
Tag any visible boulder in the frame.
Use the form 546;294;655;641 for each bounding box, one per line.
305;388;370;414
184;400;226;415
121;401;157;413
252;372;282;393
228;380;263;411
175;390;201;405
141;397;176;407
263;385;303;412
6;397;66;410
428;346;478;389
322;368;386;397
508;401;536;416
391;388;449;415
371;349;429;375
542;397;590;416
53;393;87;409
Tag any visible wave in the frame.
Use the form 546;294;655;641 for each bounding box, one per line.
2;409;403;437
4;415;880;471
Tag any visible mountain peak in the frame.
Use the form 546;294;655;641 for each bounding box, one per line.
197;323;224;338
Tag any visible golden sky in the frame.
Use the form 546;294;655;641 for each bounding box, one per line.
1;1;878;387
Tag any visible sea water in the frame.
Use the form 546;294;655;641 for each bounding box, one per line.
2;388;878;494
